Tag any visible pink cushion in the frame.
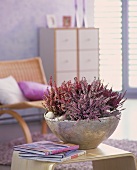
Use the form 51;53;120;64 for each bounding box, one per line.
18;81;50;101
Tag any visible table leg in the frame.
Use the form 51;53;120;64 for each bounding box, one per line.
11;151;57;170
92;156;137;170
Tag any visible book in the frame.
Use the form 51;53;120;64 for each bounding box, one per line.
14;141;79;156
19;149;86;162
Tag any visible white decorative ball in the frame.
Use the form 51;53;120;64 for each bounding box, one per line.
54;115;65;121
58;115;65;121
45;111;55;119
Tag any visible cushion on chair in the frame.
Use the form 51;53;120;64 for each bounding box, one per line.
18;81;50;101
0;76;27;105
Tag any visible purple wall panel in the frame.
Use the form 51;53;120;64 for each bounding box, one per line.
0;0;94;60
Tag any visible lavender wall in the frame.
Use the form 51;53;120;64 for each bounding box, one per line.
0;0;94;123
0;0;94;61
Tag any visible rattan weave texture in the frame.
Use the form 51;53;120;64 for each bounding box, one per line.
0;57;48;143
0;57;47;84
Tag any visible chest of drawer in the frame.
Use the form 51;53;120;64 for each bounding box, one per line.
56;72;77;86
79;51;99;70
78;29;99;50
79;70;99;83
56;30;77;50
56;51;77;71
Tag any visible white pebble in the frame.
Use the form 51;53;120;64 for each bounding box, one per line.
58;115;65;121
55;117;59;121
45;111;55;119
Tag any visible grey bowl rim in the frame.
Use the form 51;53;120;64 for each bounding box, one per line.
44;111;121;123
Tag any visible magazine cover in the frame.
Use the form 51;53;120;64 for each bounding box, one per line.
19;150;75;158
19;149;86;162
14;141;79;156
19;151;66;158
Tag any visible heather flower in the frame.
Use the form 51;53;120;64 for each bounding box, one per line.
43;77;126;121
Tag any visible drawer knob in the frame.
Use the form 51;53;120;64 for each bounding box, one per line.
64;39;69;42
87;59;91;62
86;38;91;41
64;60;69;63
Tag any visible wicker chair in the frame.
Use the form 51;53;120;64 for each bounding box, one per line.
0;57;48;143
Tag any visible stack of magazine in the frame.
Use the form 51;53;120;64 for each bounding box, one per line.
14;140;86;162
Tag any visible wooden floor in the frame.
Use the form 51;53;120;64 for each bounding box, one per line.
0;98;137;170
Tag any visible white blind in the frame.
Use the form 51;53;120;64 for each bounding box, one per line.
94;0;122;91
128;0;137;88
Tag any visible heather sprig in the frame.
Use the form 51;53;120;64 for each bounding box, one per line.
43;77;126;121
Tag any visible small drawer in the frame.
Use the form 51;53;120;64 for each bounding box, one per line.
79;29;99;50
56;72;77;86
56;30;77;50
79;70;99;84
79;51;99;70
56;51;77;71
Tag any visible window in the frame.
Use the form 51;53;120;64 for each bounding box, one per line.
128;0;137;88
94;0;137;96
94;0;122;91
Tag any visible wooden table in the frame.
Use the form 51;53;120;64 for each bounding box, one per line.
11;143;137;170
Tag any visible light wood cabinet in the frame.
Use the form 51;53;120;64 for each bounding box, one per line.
39;28;99;86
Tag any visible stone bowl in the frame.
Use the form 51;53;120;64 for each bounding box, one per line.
44;113;121;149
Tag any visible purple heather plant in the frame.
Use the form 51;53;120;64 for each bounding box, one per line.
43;77;126;121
